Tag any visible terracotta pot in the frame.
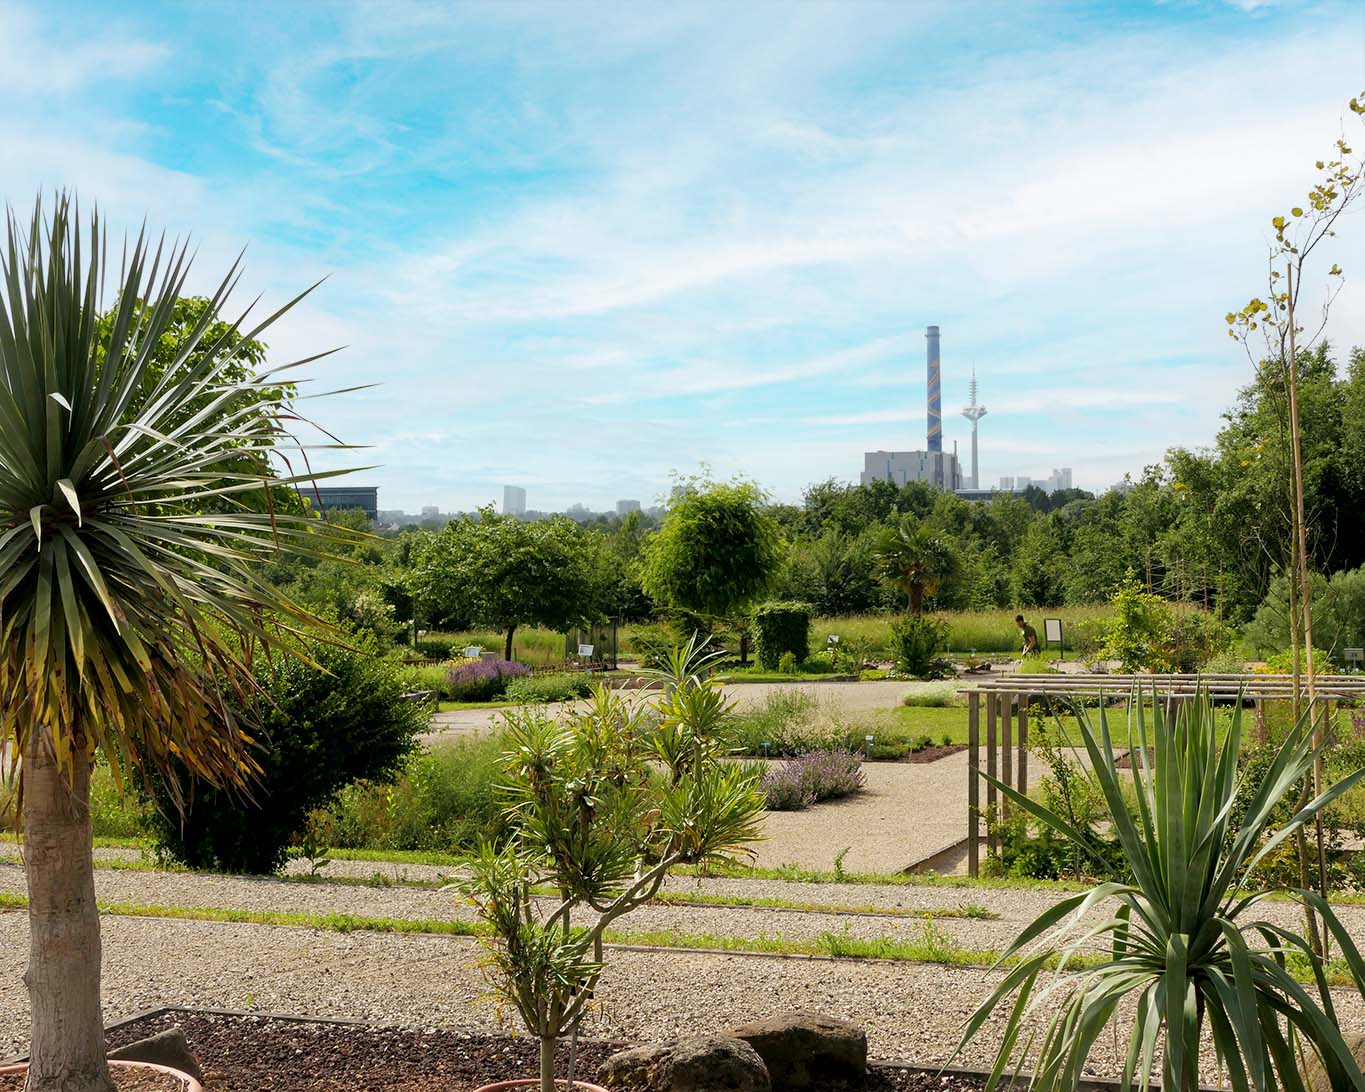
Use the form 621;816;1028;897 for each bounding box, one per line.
0;1059;204;1092
473;1078;608;1092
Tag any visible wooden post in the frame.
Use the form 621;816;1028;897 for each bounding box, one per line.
1017;695;1029;798
986;691;998;854
967;690;980;878
1001;693;1013;819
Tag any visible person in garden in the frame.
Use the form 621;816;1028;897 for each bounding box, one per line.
1015;614;1039;656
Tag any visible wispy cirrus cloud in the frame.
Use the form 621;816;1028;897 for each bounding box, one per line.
1;0;1361;511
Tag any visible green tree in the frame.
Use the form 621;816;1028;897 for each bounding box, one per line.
642;477;783;620
1011;519;1068;607
874;515;957;613
409;509;598;660
0;196;347;1091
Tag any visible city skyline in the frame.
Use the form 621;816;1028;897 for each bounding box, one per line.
2;2;1362;511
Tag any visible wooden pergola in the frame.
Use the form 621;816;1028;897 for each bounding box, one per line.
959;673;1365;878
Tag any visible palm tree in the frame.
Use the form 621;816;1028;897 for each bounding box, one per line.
0;195;351;1092
874;515;955;613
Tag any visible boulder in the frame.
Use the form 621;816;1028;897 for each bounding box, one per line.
726;1013;866;1090
108;1027;206;1084
1300;1034;1365;1092
600;1035;770;1092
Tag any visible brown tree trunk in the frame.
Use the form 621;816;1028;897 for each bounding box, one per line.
22;731;115;1092
504;624;516;663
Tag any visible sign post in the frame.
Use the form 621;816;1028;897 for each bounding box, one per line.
1043;618;1064;662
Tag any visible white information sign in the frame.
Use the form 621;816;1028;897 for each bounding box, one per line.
578;643;595;658
1043;618;1063;644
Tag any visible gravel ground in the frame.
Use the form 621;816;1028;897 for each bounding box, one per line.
6;857;1364;966
424;680;955;740
3;913;1362;1079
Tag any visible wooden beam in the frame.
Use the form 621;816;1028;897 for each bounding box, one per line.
986;690;998;855
1017;696;1029;798
1001;693;1013;819
967;690;980;878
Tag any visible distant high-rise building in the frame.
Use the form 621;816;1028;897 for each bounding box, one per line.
998;476;1015;490
616;499;642;515
1046;468;1073;493
306;485;378;521
421;505;439;518
502;485;527;516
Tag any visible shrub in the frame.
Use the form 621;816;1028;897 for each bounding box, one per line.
446;657;531;702
752;601;812;669
778;651;799;675
889;613;951;678
323;734;510;852
760;749;865;811
145;637;425;874
503;672;593;704
902;685;961;708
626;621;681;669
414;635;462;660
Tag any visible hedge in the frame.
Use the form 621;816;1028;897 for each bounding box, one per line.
752;601;812;669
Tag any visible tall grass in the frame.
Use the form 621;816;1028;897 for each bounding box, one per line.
812;607;1115;656
415;627;567;666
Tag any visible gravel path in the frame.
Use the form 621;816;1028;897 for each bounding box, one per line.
2;913;1362;1079
424;680;953;740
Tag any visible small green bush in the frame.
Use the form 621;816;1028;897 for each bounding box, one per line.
322;734;510;852
778;651;799;674
504;672;594;704
889;613;951;679
626;622;681;669
902;685;961;708
752;601;812;670
145;637;425;874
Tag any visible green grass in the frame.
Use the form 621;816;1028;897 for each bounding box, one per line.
436;699;515;713
415;627;568;666
648;890;999;919
719;669;856;683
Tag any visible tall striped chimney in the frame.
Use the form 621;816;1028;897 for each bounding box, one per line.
926;325;942;453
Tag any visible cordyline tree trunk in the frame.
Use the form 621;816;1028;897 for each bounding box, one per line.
22;730;116;1092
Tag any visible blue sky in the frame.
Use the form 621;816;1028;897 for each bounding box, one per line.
4;1;1364;511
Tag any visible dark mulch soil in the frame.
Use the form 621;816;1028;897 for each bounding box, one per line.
105;1011;985;1092
905;744;966;764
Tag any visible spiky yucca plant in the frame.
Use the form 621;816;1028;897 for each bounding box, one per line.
956;693;1365;1092
0;195;353;1092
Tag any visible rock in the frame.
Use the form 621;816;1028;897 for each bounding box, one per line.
726;1013;866;1091
600;1035;770;1092
1300;1033;1365;1092
108;1027;206;1084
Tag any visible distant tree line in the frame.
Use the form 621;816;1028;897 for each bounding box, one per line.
262;342;1365;653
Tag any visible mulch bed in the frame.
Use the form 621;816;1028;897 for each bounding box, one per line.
104;1011;985;1092
905;744;966;764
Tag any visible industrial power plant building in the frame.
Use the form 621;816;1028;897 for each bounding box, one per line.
859;325;1072;498
861;325;962;490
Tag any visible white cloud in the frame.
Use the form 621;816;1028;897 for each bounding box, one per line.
0;8;168;94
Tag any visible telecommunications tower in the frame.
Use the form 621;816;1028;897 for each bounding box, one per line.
960;369;987;490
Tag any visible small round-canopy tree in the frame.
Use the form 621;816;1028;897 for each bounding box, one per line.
408;508;598;660
0;196;351;1092
642;477;782;626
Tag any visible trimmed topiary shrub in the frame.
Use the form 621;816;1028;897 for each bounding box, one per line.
752;600;812;670
144;636;425;874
